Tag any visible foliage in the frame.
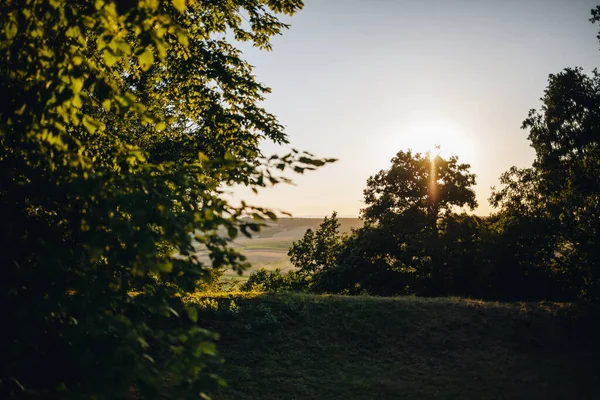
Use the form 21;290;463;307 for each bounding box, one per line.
0;0;334;398
482;9;600;301
241;268;306;293
240;213;343;293
361;150;477;294
438;213;483;296
491;67;600;300
314;224;414;296
288;212;343;279
259;154;480;297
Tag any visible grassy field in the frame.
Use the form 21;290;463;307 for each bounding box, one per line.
190;293;600;400
204;218;362;280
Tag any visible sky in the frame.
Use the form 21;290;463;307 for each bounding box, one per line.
231;0;600;217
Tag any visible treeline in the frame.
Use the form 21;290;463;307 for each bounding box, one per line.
244;30;600;303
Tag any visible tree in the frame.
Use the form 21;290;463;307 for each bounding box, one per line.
487;4;600;300
0;0;330;398
483;4;600;301
492;67;600;300
288;212;343;279
439;213;483;296
524;67;600;299
362;150;477;294
316;224;413;296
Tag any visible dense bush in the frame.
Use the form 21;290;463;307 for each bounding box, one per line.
241;269;307;293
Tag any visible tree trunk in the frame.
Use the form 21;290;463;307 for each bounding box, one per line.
430;206;444;295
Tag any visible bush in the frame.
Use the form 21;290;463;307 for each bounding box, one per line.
241;269;307;293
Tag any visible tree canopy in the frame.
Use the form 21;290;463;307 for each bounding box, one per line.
362;150;477;225
288;211;343;278
0;0;333;398
492;67;600;300
361;150;477;293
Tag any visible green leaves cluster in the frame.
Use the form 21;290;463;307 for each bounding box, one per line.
0;0;334;398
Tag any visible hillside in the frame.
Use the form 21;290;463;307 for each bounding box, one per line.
249;217;362;238
191;293;600;400
219;218;362;280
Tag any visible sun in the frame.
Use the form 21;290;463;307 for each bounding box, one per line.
393;120;475;161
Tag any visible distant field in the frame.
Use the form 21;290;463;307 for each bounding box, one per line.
197;218;362;279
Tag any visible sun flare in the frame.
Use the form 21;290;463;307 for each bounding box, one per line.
393;120;475;162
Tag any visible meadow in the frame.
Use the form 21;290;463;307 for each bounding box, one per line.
189;292;600;400
218;218;362;281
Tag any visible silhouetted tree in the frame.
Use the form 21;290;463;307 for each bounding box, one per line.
242;213;344;293
439;213;483;296
315;224;414;295
362;150;477;294
492;67;600;300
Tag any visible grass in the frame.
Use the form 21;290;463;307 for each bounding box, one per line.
221;238;295;280
190;293;600;400
238;239;294;251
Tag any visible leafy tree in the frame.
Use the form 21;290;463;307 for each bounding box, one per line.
241;213;344;294
288;212;343;279
0;0;330;398
362;150;477;294
439;213;483;296
486;7;600;301
492;67;600;300
524;67;600;299
316;224;413;296
287;228;317;277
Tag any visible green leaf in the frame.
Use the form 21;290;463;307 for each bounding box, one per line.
65;25;80;38
194;341;216;357
157;260;173;273
176;30;189;47
72;77;84;94
72;94;83;108
5;21;18;40
138;48;154;71
82;116;100;133
101;99;111;111
103;49;117;67
227;226;238;239
186;306;198;323
172;0;186;13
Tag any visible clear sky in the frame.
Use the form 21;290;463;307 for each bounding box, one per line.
231;0;600;217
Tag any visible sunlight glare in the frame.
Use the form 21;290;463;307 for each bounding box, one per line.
392;120;475;162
